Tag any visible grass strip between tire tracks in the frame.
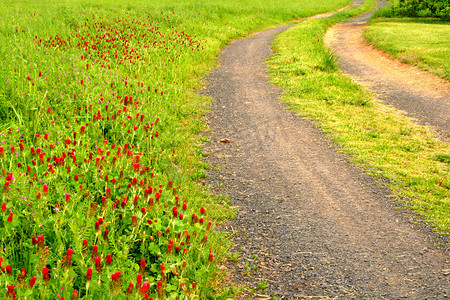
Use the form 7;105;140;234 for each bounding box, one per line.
268;0;450;235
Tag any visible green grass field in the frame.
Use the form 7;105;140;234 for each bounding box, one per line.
364;17;450;80
268;0;450;235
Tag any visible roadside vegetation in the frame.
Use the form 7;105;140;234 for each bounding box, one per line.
374;0;450;19
268;0;450;235
365;12;450;81
0;0;353;298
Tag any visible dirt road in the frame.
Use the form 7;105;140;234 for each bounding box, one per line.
324;0;450;141
202;4;449;299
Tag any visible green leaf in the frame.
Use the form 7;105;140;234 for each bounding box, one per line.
166;283;177;292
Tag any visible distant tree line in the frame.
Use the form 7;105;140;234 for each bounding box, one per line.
383;0;449;19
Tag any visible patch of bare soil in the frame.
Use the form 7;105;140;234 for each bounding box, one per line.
324;0;450;140
201;4;449;300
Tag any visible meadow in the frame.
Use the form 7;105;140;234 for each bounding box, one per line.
0;0;351;298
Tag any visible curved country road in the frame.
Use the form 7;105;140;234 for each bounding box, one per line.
201;2;449;299
325;0;450;141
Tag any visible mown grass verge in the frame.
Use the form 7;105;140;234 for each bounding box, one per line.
0;0;353;298
268;0;450;234
364;17;450;81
